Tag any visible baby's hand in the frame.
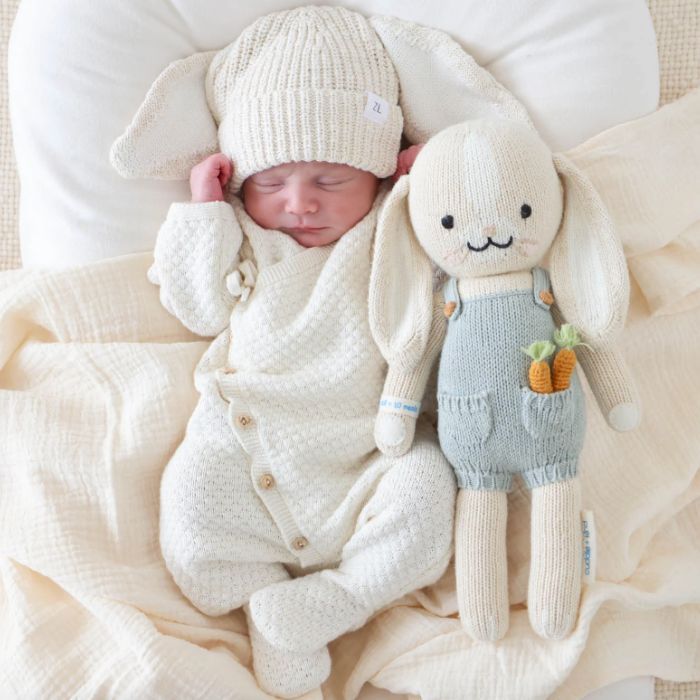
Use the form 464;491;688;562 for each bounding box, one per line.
190;153;233;203
392;144;424;182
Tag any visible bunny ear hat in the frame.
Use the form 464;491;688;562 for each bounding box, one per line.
110;6;404;191
110;51;219;181
369;18;629;370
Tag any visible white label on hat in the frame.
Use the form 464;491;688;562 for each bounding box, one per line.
364;91;390;124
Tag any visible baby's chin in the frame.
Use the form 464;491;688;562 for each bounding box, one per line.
283;227;346;248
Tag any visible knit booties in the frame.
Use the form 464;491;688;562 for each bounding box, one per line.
245;605;331;698
248;573;372;653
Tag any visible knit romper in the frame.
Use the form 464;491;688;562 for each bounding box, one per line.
151;191;456;621
436;268;586;492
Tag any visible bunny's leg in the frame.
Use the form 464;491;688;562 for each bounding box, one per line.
455;488;509;641
528;476;582;639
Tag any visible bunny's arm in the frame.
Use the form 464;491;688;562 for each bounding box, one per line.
552;304;641;431
375;291;446;456
148;200;244;338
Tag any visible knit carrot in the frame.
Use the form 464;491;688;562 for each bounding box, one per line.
552;324;589;391
521;341;556;394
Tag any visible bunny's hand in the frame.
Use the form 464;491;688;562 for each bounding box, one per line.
552;307;641;431
576;339;641;431
374;295;447;456
374;398;419;457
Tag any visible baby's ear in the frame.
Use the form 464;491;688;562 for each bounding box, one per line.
110;51;219;180
369;15;534;143
549;153;630;341
369;176;434;371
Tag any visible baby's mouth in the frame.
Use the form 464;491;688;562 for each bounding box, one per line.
287;226;327;233
467;236;514;252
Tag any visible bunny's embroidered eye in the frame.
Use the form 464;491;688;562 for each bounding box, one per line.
441;215;454;229
521;204;532;219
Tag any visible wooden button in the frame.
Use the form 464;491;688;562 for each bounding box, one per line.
292;536;309;551
259;474;275;490
444;301;456;318
539;290;554;306
236;414;253;427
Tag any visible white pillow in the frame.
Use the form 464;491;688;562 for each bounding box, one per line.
9;0;659;268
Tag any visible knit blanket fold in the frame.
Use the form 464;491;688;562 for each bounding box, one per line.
1;93;699;699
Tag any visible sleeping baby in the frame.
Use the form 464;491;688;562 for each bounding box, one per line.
123;7;456;698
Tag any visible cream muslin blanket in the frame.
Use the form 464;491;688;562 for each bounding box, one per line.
1;89;699;699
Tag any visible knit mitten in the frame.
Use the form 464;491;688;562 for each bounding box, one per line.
245;605;331;698
455;488;510;641
528;477;582;639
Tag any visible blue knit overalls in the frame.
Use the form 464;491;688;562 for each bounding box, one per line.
437;269;586;491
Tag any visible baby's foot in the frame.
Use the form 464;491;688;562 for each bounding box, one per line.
249;573;371;653
246;606;330;698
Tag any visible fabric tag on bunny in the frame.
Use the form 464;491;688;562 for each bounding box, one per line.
379;395;420;418
581;510;597;584
364;92;390;125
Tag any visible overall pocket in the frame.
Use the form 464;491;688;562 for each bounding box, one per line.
437;390;493;465
521;386;576;439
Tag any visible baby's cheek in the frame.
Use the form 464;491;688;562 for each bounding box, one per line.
327;190;371;227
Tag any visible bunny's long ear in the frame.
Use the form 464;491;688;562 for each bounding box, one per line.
549;154;630;341
369;176;435;371
369;15;534;143
110;51;219;179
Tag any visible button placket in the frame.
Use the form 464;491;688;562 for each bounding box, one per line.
292;536;309;551
259;473;275;490
236;414;253;428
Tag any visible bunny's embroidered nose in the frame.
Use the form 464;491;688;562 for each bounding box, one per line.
482;225;496;237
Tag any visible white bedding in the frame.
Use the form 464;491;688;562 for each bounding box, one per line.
8;0;658;267
1;84;699;700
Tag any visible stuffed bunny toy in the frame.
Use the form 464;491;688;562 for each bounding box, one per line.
369;117;640;642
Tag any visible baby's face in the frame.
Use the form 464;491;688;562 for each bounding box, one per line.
241;161;379;247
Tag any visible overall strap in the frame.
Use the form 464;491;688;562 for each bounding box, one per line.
442;277;463;321
532;267;554;310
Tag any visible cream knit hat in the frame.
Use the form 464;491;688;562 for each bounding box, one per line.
206;6;403;190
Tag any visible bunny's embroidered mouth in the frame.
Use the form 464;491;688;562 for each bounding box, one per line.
467;236;514;252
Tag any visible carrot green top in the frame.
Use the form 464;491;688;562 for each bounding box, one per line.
520;340;556;362
553;324;590;350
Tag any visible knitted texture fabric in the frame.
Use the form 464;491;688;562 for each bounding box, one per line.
152;191;456;659
527;477;582;640
437;271;586;491
244;605;331;699
206;5;403;190
455;489;509;641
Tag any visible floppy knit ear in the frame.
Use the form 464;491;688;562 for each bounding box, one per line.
110;51;219;179
369;176;435;371
549;153;630;341
369;15;534;143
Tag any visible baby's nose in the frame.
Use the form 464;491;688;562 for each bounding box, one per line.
285;188;318;215
482;224;496;237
